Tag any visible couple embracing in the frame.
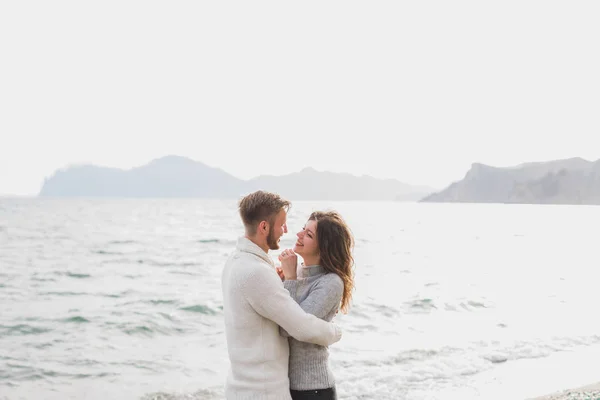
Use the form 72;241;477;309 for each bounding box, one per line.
221;190;355;400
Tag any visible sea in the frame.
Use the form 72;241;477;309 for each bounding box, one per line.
2;198;600;400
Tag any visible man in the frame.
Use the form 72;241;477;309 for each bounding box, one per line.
221;190;342;400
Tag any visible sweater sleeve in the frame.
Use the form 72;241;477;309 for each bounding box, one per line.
280;274;344;338
283;279;300;301
240;263;342;347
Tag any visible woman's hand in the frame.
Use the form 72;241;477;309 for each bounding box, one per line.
278;249;298;280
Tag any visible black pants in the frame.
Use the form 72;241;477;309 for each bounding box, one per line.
290;387;337;400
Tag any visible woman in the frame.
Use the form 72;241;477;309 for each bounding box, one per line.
278;210;355;400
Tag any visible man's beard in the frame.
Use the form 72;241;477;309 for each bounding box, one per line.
267;230;279;250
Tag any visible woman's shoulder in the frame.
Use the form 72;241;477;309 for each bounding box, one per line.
319;271;344;290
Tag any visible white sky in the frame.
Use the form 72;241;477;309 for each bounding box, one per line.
1;1;599;196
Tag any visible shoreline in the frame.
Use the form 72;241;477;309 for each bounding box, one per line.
529;382;600;400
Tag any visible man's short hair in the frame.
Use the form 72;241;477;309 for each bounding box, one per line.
238;190;291;234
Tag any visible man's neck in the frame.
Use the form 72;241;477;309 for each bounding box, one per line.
245;234;269;254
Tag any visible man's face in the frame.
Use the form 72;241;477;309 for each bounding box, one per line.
266;209;288;250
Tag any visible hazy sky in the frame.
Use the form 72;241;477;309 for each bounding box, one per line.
1;1;599;195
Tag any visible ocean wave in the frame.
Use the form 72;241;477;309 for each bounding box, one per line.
0;324;52;337
197;239;221;244
93;250;125;255
152;261;199;267
123;325;154;337
384;348;442;365
463;300;487;309
485;335;600;364
63;358;101;367
26;341;60;350
40;291;88;297
2;364;116;381
61;316;90;324
168;270;199;276
366;303;401;318
141;388;224;400
66;272;91;279
100;257;145;265
54;271;92;279
2;363;44;382
147;299;179;305
30;275;57;282
367;345;492;387
116;320;188;337
100;289;138;298
108;240;137;245
483;353;508;363
124;274;145;279
343;304;371;319
180;305;218;315
68;371;117;379
158;312;177;322
405;298;437;313
111;361;161;373
117;259;201;268
346;334;600;394
443;299;491;312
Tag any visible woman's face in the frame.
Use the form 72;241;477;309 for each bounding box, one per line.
293;219;319;259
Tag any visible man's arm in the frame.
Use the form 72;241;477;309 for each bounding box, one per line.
240;264;342;347
280;275;343;338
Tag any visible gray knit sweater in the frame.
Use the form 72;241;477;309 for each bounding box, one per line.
280;265;344;391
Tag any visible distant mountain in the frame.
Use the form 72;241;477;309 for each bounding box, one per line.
39;156;434;200
39;155;245;198
249;167;433;201
421;157;600;205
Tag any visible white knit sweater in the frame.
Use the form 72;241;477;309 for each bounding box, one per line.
221;237;342;400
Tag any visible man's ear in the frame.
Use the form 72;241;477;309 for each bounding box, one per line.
258;220;269;236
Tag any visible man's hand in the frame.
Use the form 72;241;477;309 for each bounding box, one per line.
278;249;298;280
275;266;285;281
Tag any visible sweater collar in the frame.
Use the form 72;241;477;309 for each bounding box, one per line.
236;237;274;267
300;264;326;278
